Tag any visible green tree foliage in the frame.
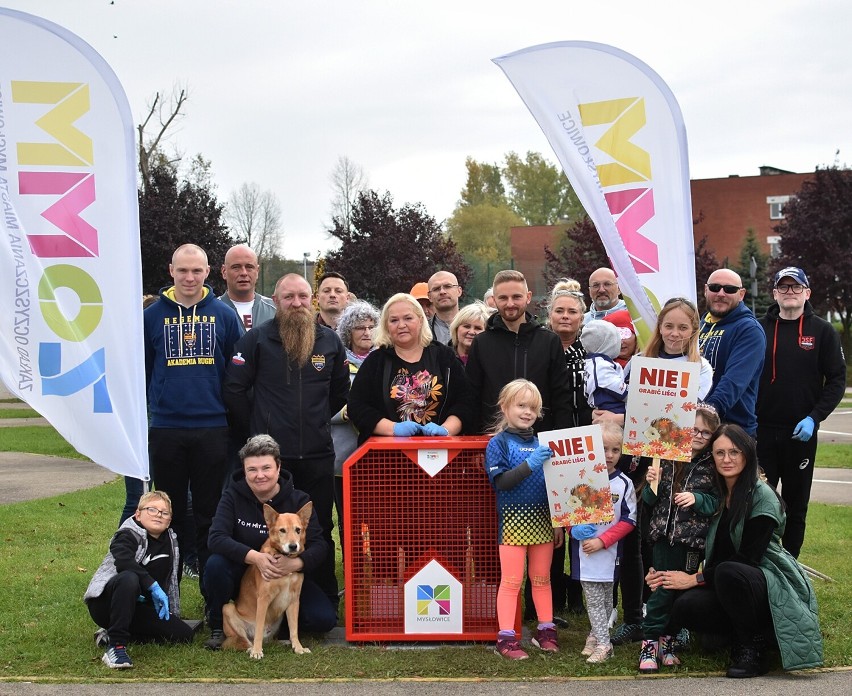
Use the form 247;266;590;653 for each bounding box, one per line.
542;216;608;302
772;166;852;346
694;233;719;312
503;151;580;225
459;157;506;207
446;203;524;267
324;190;471;305
735;228;771;316
138;160;235;294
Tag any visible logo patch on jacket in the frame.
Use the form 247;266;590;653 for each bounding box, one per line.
311;354;326;371
799;335;815;350
231;352;246;366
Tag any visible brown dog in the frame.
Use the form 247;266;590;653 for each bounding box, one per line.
222;502;313;658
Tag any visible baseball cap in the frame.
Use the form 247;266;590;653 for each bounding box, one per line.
410;282;429;300
773;267;809;288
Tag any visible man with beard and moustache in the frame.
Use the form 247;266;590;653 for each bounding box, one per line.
584;268;628;322
698;268;766;435
224;273;350;611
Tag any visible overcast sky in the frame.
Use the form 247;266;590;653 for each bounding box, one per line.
5;0;850;260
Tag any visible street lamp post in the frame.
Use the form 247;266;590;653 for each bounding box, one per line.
303;252;310;279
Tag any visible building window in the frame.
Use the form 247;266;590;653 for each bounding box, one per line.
767;235;781;258
767;195;791;220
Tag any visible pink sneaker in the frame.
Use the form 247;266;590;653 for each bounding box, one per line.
495;638;529;660
532;626;559;652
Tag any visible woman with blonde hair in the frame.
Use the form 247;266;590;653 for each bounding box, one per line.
348;293;472;443
450;301;492;366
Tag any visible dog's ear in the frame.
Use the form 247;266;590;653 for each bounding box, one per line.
296;501;313;528
263;503;278;529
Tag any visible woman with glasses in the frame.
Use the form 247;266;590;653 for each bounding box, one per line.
638;404;721;672
656;424;823;678
85;491;193;669
331;300;381;559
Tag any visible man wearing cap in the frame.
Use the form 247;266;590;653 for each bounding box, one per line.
698;268;766;435
427;270;463;345
410;282;435;319
584;267;628;322
757;267;846;557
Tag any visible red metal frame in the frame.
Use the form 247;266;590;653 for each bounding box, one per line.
343;436;519;642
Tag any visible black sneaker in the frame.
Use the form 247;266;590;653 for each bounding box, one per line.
203;629;225;651
611;622;643;645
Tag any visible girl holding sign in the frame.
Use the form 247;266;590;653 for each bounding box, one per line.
485;379;562;660
638;404;721;673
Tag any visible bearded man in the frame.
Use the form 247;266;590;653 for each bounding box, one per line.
224;273;349;611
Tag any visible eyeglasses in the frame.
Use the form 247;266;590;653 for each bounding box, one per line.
775;283;805;294
712;448;743;460
706;283;742;294
141;506;172;519
430;283;459;293
352;325;375;332
693;427;713;439
590;281;616;290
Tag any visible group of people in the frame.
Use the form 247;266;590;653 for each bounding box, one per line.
83;243;842;679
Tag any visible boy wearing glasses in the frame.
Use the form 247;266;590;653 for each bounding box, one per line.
85;491;193;669
756;267;846;557
698;269;766;435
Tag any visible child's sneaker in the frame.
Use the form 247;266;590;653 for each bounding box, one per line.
581;633;598;657
638;639;659;673
495;637;529;660
586;642;614;663
93;628;109;649
102;644;133;669
531;626;559;652
611;622;643;645
659;635;681;667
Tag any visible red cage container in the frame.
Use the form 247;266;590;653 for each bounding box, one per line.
344;436;518;642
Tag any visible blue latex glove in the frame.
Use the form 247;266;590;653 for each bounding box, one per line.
149;581;170;621
422;422;449;436
571;524;597;541
526;445;552;471
393;420;422;437
792;416;815;442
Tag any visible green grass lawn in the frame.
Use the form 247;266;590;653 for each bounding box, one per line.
813;444;852;469
0;407;41;419
0;426;88;460
0;479;848;682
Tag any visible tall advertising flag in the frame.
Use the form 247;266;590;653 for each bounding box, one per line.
0;9;148;479
494;42;695;339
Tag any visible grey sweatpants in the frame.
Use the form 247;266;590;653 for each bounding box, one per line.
582;580;614;646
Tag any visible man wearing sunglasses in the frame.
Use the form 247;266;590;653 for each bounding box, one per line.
697;269;766;435
756;267;846;557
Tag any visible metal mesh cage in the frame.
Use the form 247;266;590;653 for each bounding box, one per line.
344;436;509;641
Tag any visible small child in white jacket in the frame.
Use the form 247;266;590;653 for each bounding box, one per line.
581;320;628;414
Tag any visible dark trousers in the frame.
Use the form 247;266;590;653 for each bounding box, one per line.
334;475;345;561
149;426;229;599
669;560;773;643
757;425;818;558
203;553;337;634
613;500;649;625
120;477;145;525
87;571;194;646
643;541;703;638
282;455;339;610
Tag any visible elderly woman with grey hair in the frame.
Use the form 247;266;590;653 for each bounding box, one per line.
332;300;381;557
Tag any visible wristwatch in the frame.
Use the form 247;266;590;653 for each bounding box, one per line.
695;572;705;586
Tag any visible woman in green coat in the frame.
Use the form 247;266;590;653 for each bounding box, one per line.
647;424;822;678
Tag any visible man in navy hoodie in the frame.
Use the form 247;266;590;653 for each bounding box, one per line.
144;244;243;597
757;267;846;557
698;268;766;435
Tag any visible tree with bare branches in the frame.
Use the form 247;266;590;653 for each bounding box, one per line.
137;86;187;192
226;182;284;260
329;155;368;232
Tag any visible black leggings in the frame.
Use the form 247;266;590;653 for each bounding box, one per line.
668;560;773;642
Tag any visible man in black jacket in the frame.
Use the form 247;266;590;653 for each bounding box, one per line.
224;273;350;608
465;270;575;618
757;266;846;557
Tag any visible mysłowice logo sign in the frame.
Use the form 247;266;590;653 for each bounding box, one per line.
404;559;462;634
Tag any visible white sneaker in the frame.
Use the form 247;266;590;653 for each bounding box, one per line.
581;633;598;657
586;643;614;663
